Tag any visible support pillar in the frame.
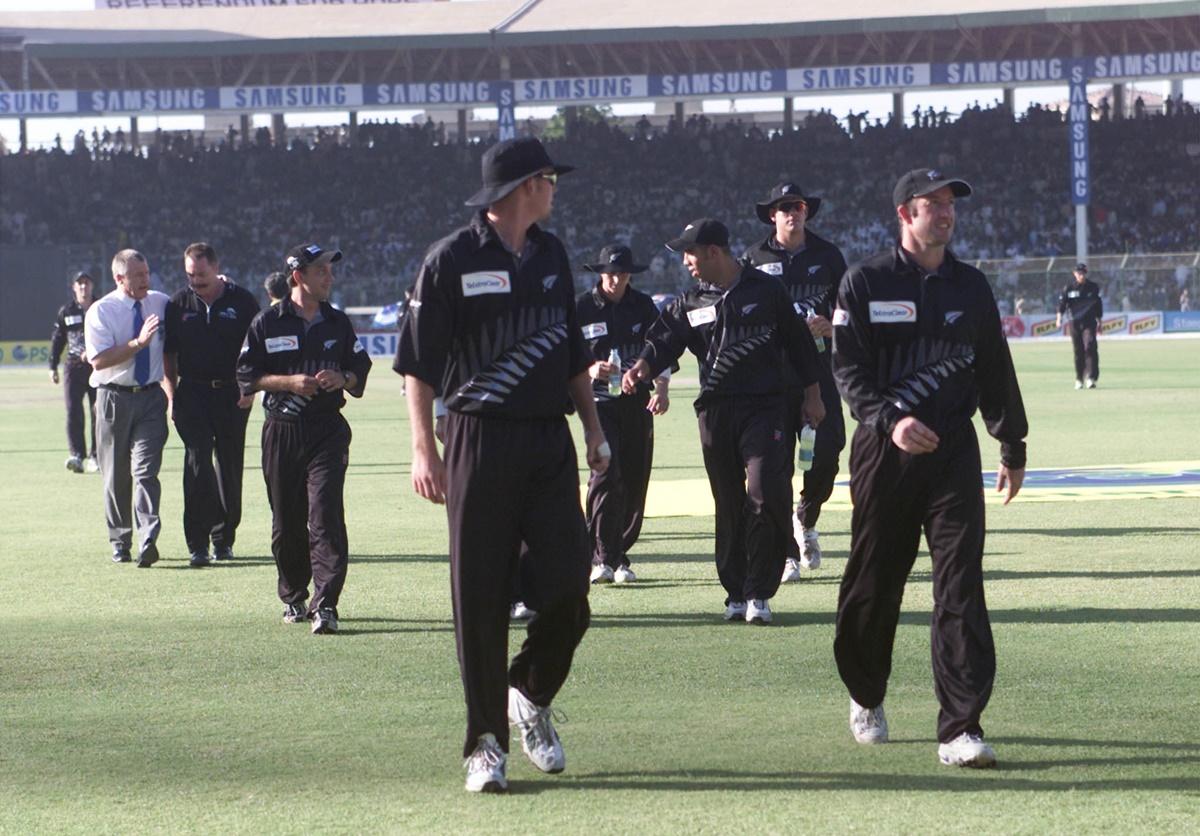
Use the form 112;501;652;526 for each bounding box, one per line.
457;108;468;144
271;113;286;146
564;104;578;138
1112;83;1125;119
19;117;27;152
674;100;684;127
782;97;794;132
240;113;251;147
348;110;358;146
892;91;905;127
1002;87;1015;116
129;116;139;153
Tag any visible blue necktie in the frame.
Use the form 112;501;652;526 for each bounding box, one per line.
132;300;150;386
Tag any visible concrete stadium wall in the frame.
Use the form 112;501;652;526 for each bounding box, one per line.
0;245;71;342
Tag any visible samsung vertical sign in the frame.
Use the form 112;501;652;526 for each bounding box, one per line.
1067;61;1090;205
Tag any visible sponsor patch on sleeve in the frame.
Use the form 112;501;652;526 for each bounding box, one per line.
756;262;783;276
64;315;83;326
832;309;850;326
265;335;299;354
868;301;917;323
581;322;608;340
461;270;511;297
686;305;718;327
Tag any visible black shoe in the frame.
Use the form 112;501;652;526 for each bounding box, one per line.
212;546;234;562
189;552;211;568
112;550;132;564
282;602;310;624
136;543;159;568
311;608;339;634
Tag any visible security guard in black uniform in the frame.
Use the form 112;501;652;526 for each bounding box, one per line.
1056;262;1103;389
742;182;848;580
50;271;98;473
831;169;1027;768
625;218;824;626
577;244;672;585
396;137;609;794
237;243;371;635
164;242;260;567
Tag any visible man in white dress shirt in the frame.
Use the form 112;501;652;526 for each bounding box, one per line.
84;249;170;567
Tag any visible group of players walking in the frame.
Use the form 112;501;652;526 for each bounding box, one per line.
53;135;1030;794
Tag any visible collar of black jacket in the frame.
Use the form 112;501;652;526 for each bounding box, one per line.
469;209;547;255
894;244;959;279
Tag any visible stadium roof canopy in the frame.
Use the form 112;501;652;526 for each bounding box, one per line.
0;0;1197;94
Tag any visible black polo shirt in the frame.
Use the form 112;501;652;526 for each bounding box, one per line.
165;280;260;382
575;282;667;402
393;211;590;419
639;265;821;413
1056;279;1103;327
50;299;89;370
741;229;847;324
237;297;371;420
832;246;1027;468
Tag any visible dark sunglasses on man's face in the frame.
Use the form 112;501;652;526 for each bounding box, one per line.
776;201;806;214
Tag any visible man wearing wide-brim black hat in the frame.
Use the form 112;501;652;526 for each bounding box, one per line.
576;244;672;588
394;136;609;794
743;181;848;582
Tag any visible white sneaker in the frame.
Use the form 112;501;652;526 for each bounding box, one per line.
781;558;802;583
723;600;747;621
850;698;888;744
464;733;508;793
745;598;772;625
613;565;636;584
509;601;535;621
799;527;822;570
590;564;614;584
1084;378;1096;389
938;733;996;768
1074;379;1084;390
508;687;566;773
85;456;100;473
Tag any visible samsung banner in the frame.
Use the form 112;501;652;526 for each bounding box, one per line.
1067;61;1090;205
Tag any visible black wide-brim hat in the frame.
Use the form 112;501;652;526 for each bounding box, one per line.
465;137;575;207
583;244;648;274
755;181;822;224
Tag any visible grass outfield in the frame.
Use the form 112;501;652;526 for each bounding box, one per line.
1;339;1197;834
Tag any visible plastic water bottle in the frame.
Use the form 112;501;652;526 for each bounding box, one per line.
608;348;622;396
807;311;826;353
798;424;816;471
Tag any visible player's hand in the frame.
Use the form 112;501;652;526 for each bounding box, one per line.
648;391;669;415
137;314;160;346
622;359;650;394
50;369;59;384
315;369;346;391
807;314;833;338
996;465;1024;504
891;416;939;454
586;429;610;474
589;360;617;380
801;383;825;428
411;445;447;504
289;374;320;396
236;393;255;409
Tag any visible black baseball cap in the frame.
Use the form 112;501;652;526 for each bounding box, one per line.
1074;263;1088;273
72;270;93;283
665;218;730;253
583;244;648;275
755;181;822;224
285;243;342;272
892;168;972;207
465;137;575;207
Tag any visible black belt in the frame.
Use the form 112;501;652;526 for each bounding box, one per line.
99;381;160;393
183;378;237;389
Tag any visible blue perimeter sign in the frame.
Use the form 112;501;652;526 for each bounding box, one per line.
2;50;1199;116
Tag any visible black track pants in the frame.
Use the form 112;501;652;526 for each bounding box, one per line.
1070;324;1100;382
785;373;846;540
444;412;591;757
697;396;792;604
64;359;96;459
834;423;994;743
585;394;653;569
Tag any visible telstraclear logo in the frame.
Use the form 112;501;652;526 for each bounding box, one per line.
868;301;917;323
461;271;511;297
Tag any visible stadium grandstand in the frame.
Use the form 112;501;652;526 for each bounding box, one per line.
1;0;1198;341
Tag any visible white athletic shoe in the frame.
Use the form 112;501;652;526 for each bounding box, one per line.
1074;379;1084;390
850;698;888;744
723;600;748;621
781;558;802;583
1084;378;1096;389
613;565;636;584
590;564;614;584
464;733;508;793
938;733;997;768
799;527;822;570
508;686;566;773
509;601;535;621
746;598;772;625
85;456;100;473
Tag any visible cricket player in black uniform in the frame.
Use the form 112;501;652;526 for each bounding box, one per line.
237;244;371;635
50;271;98;473
395;137;609;794
831;169;1028;768
164;243;260;567
577;244;671;585
742;182;848;580
624;218;824;626
1056;263;1103;389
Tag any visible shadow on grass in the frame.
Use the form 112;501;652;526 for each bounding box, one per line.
984;569;1200;581
337;617;453;635
992;527;1200;538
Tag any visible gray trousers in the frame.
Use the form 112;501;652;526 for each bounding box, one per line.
97;385;168;554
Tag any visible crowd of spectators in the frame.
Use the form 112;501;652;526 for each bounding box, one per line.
1;100;1196;311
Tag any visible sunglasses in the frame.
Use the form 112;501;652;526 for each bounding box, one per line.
539;172;559;186
776;201;806;213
